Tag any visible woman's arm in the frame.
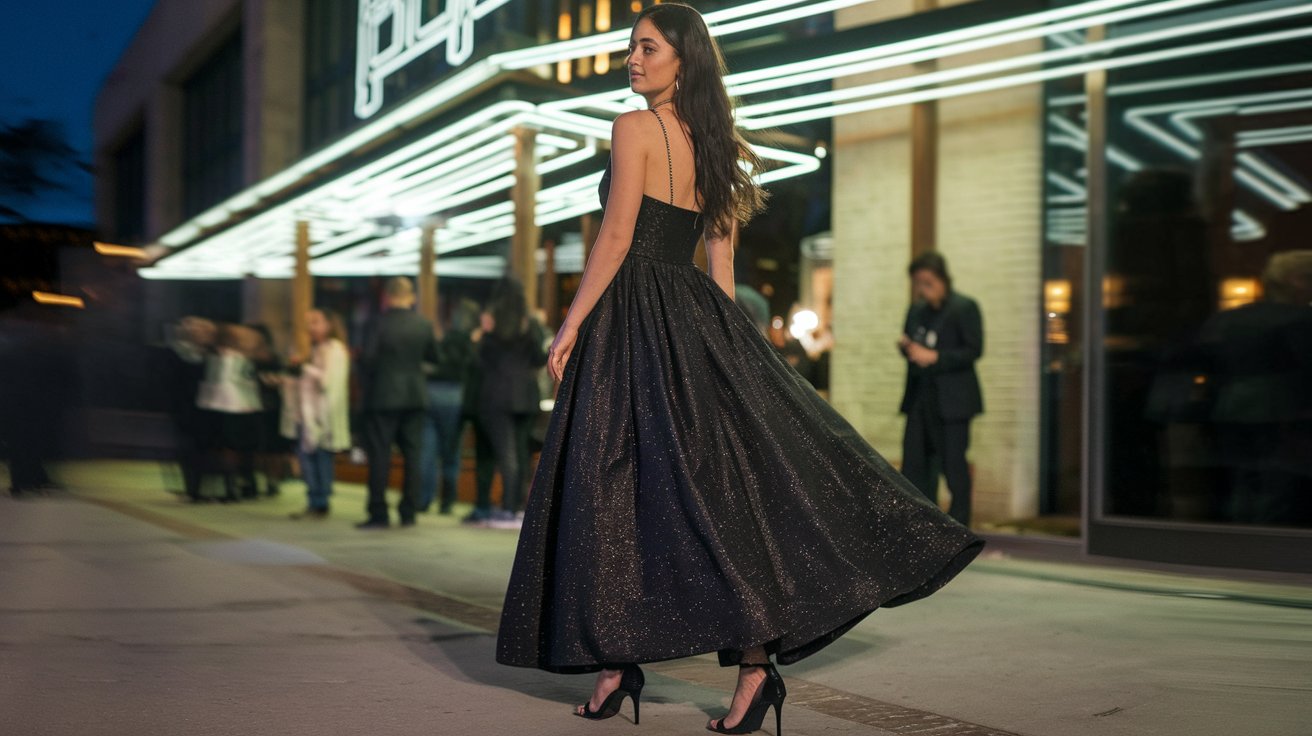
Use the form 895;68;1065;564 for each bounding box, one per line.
560;112;648;331
321;340;350;404
705;221;736;300
547;112;649;380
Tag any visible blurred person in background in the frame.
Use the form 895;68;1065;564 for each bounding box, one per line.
734;283;770;336
251;324;292;498
196;324;264;503
460;302;501;525
164;316;217;502
769;311;815;386
285;308;351;520
476;279;548;526
418;299;479;515
0;302;73;497
898;251;984;527
357;276;440;529
1199;250;1312;525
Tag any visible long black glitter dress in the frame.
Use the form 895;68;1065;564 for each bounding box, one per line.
496;121;984;675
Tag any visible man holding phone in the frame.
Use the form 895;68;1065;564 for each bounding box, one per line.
898;252;984;526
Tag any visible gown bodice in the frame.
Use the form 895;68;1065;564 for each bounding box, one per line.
598;155;703;266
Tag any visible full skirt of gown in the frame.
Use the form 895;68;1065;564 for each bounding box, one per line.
495;176;984;674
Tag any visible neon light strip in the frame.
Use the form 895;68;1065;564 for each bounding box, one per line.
1047;62;1312;107
736;2;1312;122
740;24;1312;129
492;0;869;70
731;0;1221;100
1238;132;1312;147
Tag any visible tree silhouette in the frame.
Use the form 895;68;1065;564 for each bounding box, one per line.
0;118;91;223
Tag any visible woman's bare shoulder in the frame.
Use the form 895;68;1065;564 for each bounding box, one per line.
612;109;657;144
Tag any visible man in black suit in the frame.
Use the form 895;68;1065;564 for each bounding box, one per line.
358;277;440;528
898;252;984;526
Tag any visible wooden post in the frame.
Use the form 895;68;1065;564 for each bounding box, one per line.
511;126;541;309
292;220;313;359
418;220;439;326
543;238;558;328
580;212;599;266
910;0;939;261
910;101;937;257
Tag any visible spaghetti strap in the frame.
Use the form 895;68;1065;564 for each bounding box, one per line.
650;108;675;206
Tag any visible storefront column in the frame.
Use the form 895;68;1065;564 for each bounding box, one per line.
511;126;541;310
1082;24;1109;546
418;220;439;325
910;0;938;258
292;219;312;358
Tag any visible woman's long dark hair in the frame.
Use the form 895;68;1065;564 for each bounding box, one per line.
637;3;767;240
489;279;529;342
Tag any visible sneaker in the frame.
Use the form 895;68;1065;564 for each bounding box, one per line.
487;509;523;529
461;508;492;525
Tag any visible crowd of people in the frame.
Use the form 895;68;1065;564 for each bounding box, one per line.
164;276;549;530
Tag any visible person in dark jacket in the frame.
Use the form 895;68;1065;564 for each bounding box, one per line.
898;252;984;526
477;280;548;523
358;277;440;528
418;300;479;515
459;306;501;525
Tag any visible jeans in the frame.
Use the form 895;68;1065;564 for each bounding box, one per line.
468;417;497;513
480;408;536;513
297;431;336;510
419;381;465;511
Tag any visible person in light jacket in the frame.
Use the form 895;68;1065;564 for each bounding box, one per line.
285;308;352;519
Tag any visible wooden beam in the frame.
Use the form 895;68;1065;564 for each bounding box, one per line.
292;220;312;359
418;221;438;325
910;0;939;259
511;126;541;309
543;238;558;328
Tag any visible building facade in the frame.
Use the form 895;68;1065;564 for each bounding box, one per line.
97;0;1312;572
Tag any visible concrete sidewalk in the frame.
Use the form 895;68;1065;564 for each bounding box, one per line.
3;461;1310;736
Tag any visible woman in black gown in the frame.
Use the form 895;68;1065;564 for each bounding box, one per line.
495;5;984;733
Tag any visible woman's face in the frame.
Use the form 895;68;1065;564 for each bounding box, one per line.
911;269;948;306
627;18;680;98
307;310;329;343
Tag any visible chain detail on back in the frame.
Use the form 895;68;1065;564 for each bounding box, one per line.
650;108;676;207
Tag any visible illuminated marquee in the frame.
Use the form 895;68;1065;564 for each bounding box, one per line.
355;0;513;119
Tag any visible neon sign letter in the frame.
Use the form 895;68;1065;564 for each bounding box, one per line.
355;0;512;119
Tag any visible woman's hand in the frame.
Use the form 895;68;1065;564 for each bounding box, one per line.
547;323;579;382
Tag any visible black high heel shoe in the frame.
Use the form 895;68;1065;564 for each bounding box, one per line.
575;664;644;724
707;662;786;735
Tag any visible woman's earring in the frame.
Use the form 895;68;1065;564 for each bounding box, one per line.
675;77;680;92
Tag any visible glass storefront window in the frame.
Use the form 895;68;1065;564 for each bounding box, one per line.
1097;5;1312;529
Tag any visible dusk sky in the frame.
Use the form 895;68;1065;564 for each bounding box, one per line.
3;1;157;226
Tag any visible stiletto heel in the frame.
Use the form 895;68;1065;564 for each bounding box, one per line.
707;662;787;734
575;664;644;724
